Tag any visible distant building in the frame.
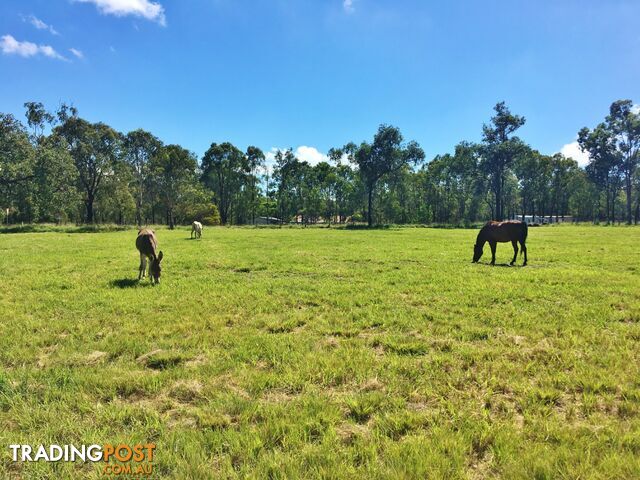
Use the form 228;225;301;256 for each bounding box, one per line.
509;214;574;224
252;216;281;225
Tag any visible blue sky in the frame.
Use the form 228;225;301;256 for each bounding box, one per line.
1;0;639;167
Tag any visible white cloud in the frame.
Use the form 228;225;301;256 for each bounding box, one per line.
343;0;355;13
69;48;84;59
632;104;640;115
0;34;67;61
260;147;280;176
74;0;166;26
295;146;329;165
560;140;590;167
24;15;59;35
264;146;330;168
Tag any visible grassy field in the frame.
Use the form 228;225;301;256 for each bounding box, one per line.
0;225;639;479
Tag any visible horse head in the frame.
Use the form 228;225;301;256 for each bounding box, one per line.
472;243;484;263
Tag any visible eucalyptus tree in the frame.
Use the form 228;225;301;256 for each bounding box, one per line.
150;144;198;229
423;155;453;223
328;147;359;223
328;147;350;223
55;113;122;223
32;135;79;223
0;114;35;222
605;100;640;224
245;146;265;224
272;148;298;224
97;158;136;224
124;129;162;226
549;154;580;221
515;148;552;220
24;102;54;142
276;158;314;224
480;102;526;221
314;161;338;225
296;161;319;224
201;142;248;225
424;142;481;224
578;123;621;223
0;114;34;193
448;142;481;223
348;124;425;227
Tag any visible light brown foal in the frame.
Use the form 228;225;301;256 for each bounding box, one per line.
135;229;164;284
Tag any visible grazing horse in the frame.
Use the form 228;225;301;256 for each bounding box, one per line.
472;220;528;266
136;229;164;284
191;221;203;239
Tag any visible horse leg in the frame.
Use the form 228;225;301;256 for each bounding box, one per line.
521;241;527;266
139;254;146;279
489;241;497;265
510;240;518;265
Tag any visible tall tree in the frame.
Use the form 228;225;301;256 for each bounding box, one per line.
24;102;54;141
32;135;80;223
124;129;162;226
480;102;526;221
151;144;197;229
201;142;248;225
515;149;552;221
349;125;425;227
245;146;265;225
56;117;121;223
97;159;135;224
578;124;621;223
272;148;298;224
605;100;640;224
0;114;35;221
314;161;338;225
549;154;579;221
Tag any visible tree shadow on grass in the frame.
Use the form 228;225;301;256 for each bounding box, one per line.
110;278;152;288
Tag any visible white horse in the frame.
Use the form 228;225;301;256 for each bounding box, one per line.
191;221;203;239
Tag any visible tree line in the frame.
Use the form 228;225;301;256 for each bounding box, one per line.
1;100;638;227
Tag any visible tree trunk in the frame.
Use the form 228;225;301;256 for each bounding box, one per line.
220;205;228;226
367;186;374;227
252;174;256;226
609;185;615;224
137;180;144;227
625;173;632;225
605;186;611;225
85;194;94;224
492;170;504;221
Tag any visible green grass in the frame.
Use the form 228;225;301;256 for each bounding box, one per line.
0;225;639;479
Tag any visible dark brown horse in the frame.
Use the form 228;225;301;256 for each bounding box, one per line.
472;220;528;266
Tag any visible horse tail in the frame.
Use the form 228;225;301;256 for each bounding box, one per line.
520;221;528;257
